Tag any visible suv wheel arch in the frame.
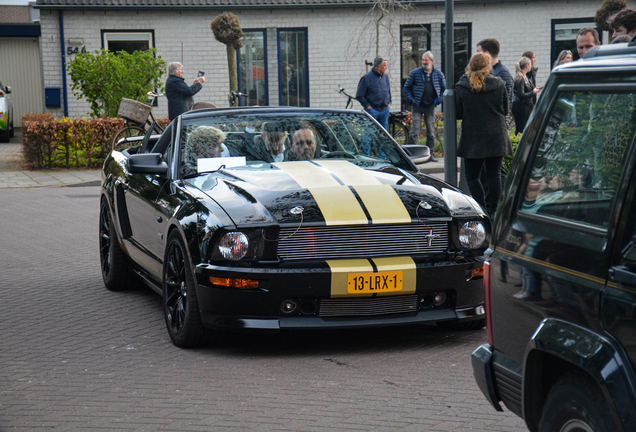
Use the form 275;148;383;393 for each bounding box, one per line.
523;318;636;431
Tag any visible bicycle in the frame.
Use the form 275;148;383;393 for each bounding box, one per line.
336;85;410;145
388;112;409;145
111;91;165;150
229;91;248;107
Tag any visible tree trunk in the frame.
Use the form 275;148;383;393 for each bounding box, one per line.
227;44;238;106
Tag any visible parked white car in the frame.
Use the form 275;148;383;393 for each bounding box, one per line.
0;80;14;142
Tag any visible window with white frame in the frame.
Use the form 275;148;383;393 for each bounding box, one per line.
102;31;154;54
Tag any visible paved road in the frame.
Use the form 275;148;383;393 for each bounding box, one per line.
0;186;525;431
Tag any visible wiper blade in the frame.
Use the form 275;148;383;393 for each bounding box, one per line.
182;165;226;179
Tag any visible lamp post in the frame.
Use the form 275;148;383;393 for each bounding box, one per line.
443;0;457;186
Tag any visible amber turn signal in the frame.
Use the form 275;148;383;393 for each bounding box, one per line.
472;266;485;278
209;277;259;288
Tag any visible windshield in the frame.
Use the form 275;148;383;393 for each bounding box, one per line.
179;112;412;177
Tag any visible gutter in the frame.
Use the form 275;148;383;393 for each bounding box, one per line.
34;0;541;10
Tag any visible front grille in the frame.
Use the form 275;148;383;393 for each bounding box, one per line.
319;294;418;317
277;222;448;261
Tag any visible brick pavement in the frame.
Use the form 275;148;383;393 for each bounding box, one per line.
0;186;527;431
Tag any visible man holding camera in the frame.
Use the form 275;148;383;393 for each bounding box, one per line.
166;62;205;121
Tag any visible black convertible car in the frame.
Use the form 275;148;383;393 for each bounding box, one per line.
100;107;488;347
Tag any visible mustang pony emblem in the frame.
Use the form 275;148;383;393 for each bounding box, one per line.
424;229;440;246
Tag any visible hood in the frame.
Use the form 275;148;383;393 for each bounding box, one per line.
188;160;482;227
457;74;502;93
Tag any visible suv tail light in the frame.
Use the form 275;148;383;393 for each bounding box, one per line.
483;261;493;345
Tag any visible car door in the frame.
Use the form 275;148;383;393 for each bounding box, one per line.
123;126;174;277
605;155;636;372
490;85;636;361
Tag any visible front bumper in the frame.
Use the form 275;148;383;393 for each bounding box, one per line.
195;256;485;331
471;343;503;411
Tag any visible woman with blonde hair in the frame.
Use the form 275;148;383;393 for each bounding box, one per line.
552;50;573;69
512;56;541;134
455;52;512;217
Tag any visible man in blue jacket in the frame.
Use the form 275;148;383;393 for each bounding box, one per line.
403;51;445;161
166;62;205;121
356;57;391;130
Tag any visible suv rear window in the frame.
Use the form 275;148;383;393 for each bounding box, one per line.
521;89;636;227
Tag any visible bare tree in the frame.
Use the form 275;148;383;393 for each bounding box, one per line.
346;0;412;62
211;13;244;106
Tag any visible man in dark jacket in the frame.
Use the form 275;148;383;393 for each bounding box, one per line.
477;39;513;102
403;51;445;161
356;57;391;130
166;62;205;121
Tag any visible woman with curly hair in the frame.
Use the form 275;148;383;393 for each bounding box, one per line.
183;126;228;172
455;52;513;217
512;56;541;134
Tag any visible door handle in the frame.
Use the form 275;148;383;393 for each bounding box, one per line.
609;265;636;286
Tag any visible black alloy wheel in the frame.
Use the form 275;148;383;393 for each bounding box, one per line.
99;198;130;291
538;371;617;432
163;231;212;348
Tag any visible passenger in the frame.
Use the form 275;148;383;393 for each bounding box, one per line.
183;126;227;170
289;128;317;161
249;122;288;162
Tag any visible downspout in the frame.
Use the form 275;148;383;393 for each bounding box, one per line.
59;10;68;117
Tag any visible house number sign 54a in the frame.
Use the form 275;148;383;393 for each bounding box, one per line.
67;46;87;55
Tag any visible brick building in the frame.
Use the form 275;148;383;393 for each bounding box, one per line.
34;0;606;120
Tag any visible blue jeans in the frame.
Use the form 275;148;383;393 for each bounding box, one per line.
366;106;390;131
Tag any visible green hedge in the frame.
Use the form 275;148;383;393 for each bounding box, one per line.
21;114;123;169
20;115;169;170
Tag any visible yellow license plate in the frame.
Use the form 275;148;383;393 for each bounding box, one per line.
347;271;403;294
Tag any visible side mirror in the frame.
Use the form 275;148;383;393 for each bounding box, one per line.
402;144;431;169
5;86;11;94
128;153;169;176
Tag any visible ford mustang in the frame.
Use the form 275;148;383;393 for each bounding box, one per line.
99;107;488;347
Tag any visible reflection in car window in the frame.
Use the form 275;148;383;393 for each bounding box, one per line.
178;113;412;178
521;91;636;227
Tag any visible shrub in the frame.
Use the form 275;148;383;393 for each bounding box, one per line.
67;48;166;118
504;130;522;173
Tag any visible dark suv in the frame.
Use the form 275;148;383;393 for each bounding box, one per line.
472;43;636;432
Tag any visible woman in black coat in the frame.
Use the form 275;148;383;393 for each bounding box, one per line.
511;56;541;134
455;52;513;216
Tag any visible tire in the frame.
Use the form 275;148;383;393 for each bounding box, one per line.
538;371;618;432
99;198;131;291
9;120;14;137
163;231;214;348
390;121;409;145
437;318;486;330
111;125;145;151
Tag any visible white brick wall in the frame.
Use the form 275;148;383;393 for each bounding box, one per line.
38;0;602;120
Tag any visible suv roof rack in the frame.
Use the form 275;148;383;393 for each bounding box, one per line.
583;34;636;59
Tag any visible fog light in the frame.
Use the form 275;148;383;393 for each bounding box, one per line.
433;292;447;307
420;295;434;309
281;300;298;314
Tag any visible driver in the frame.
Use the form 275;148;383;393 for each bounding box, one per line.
289;128;317;161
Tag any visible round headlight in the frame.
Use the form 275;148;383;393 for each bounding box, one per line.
459;221;486;249
218;232;250;260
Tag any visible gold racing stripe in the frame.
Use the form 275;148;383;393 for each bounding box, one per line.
327;257;417;298
274;161;368;225
371;256;417;296
316;160;411;224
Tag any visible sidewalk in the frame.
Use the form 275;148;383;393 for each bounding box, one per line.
0;129;449;189
0;141;101;189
